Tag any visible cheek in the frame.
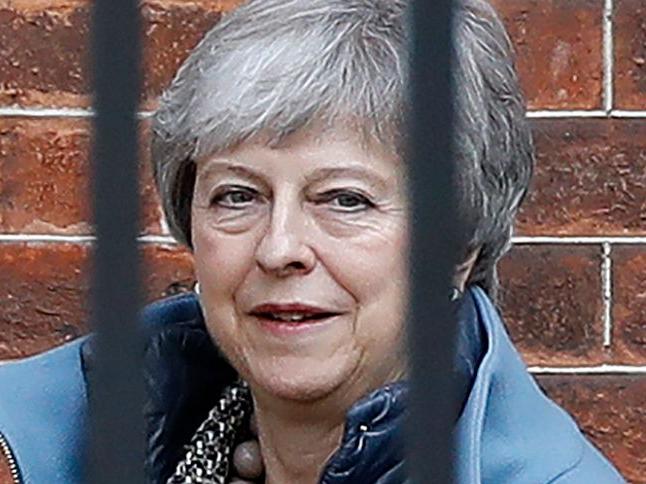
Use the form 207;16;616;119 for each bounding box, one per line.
321;221;409;333
324;219;409;296
327;226;408;378
191;219;259;324
192;223;259;369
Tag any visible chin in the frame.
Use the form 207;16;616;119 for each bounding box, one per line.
246;354;357;403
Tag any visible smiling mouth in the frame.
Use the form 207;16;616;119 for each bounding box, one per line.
250;311;340;324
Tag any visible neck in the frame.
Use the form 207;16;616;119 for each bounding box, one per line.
253;391;347;484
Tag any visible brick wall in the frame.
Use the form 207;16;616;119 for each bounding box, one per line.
0;0;644;481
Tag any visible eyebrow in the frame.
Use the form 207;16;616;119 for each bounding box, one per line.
304;166;389;191
199;162;267;186
199;161;389;191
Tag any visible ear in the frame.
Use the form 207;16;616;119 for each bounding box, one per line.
453;247;481;292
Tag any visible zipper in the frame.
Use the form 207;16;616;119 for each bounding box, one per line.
0;431;21;484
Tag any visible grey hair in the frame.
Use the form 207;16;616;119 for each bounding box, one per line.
151;0;534;300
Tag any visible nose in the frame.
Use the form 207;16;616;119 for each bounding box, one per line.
254;193;316;277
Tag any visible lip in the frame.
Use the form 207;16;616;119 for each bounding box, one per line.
248;303;343;336
251;313;344;336
249;302;338;315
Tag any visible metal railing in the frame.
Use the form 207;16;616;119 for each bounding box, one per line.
88;0;459;482
406;2;460;482
89;0;145;482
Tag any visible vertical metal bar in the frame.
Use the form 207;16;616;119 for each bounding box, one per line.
406;1;460;483
88;0;144;482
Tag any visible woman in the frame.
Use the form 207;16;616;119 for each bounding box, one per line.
0;0;626;483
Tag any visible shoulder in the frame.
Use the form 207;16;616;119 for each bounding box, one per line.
0;292;203;483
457;287;625;483
141;291;202;333
0;337;88;416
0;292;203;435
0;338;88;484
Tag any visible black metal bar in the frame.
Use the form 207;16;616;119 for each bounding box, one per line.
406;1;460;483
88;0;144;482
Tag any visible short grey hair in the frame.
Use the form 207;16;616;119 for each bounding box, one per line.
152;0;534;299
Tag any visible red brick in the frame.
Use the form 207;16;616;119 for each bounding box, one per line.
140;2;232;111
537;375;645;483
0;117;161;234
142;243;196;299
0;1;237;108
0;4;89;107
611;246;646;364
0;243;87;359
0;242;195;359
1;0;607;111
517;119;646;236
614;0;646;110
490;0;603;110
498;245;605;366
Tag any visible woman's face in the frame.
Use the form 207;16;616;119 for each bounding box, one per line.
191;127;409;404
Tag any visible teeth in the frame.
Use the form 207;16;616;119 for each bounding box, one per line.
269;312;308;322
254;311;336;322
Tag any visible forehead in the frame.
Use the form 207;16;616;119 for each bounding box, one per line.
197;124;404;179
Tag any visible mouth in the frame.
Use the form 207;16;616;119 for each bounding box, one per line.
248;303;343;330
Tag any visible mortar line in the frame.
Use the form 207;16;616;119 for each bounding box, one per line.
525;110;607;118
138;235;177;244
0;107;95;118
0;234;177;244
610;110;646;118
601;243;613;347
512;236;646;245
0;234;95;243
528;110;646;118
0;107;154;118
529;364;646;374
603;0;614;114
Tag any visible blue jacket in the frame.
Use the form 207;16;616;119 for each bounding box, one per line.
0;286;625;483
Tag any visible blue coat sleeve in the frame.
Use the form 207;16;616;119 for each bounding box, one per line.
0;338;88;484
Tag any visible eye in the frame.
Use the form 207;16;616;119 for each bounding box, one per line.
210;186;258;209
319;190;375;212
